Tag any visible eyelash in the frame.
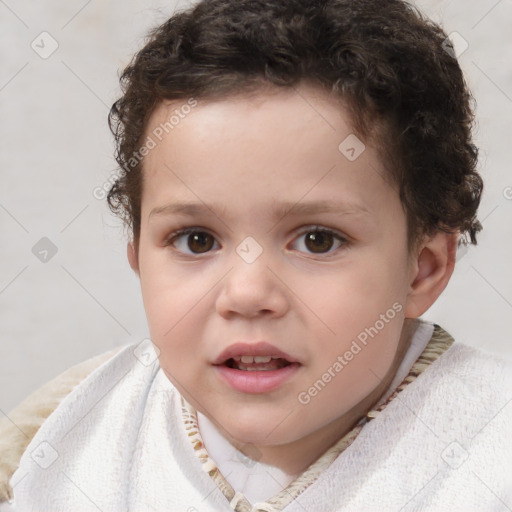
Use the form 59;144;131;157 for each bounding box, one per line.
164;225;349;257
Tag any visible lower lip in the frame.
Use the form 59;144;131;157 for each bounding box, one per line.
213;363;301;393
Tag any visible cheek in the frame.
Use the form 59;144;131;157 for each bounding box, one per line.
295;255;409;386
143;286;208;347
145;295;212;390
297;298;406;422
293;258;408;337
138;255;211;348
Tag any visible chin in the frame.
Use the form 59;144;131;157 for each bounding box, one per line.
221;407;305;445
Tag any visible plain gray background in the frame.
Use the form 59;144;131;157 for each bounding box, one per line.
1;0;511;414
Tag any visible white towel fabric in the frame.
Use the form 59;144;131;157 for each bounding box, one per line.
4;320;512;511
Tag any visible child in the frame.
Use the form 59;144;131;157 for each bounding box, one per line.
2;0;511;510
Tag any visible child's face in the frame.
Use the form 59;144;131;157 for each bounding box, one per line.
132;83;420;456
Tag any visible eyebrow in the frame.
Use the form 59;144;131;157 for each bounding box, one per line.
149;199;371;221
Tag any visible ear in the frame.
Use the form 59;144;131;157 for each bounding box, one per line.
404;232;458;318
127;241;140;276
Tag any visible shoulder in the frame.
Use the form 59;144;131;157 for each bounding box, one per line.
435;337;512;389
418;338;512;505
424;323;512;387
0;345;127;503
441;341;512;421
408;332;512;455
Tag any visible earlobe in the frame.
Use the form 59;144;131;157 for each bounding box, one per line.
404;232;458;318
127;241;140;276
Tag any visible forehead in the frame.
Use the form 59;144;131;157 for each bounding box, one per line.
140;83;398;224
145;82;353;149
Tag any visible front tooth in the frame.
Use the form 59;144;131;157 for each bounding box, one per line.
241;355;254;364
254;356;272;363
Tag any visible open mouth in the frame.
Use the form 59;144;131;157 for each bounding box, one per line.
223;356;293;372
214;355;301;393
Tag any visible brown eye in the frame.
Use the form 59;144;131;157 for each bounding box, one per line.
293;227;346;255
304;231;335;253
187;232;215;253
168;229;219;255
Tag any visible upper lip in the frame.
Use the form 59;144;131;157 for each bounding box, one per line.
212;341;300;365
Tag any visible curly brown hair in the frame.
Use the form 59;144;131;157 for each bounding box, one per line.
107;0;483;252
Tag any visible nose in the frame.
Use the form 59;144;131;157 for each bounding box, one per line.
215;250;289;320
